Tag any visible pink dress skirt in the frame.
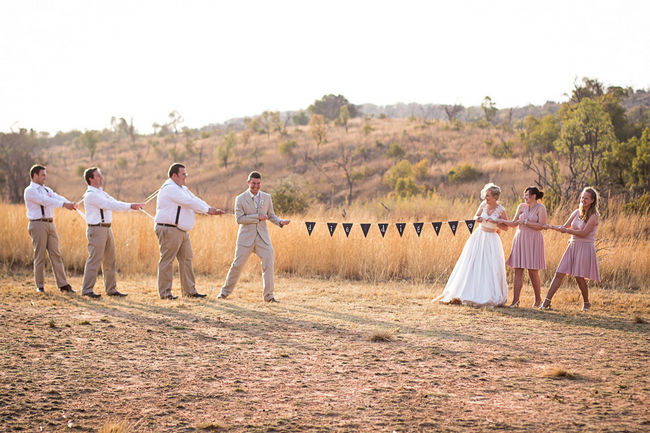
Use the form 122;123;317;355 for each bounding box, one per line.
506;203;546;270
556;215;600;281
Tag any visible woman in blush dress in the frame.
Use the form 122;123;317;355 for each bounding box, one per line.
540;187;600;312
502;186;547;308
435;183;510;307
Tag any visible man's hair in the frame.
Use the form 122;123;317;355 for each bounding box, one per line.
248;171;262;181
30;165;46;179
168;163;185;178
84;167;99;185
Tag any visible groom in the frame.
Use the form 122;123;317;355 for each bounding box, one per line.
218;171;290;302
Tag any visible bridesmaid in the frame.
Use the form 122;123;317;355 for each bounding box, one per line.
541;187;600;311
504;186;547;307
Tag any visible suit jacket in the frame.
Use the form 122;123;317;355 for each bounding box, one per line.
234;190;282;246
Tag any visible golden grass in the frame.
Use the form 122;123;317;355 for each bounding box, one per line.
3;194;649;297
369;330;395;342
97;420;132;433
542;367;578;379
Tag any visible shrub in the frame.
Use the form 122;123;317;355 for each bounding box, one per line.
447;163;481;183
271;176;309;215
386;142;405;159
413;158;430;180
394;177;420;197
278;140;298;158
383;160;414;189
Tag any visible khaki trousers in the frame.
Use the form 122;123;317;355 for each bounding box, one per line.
155;225;198;298
27;220;69;289
221;233;275;301
81;226;119;295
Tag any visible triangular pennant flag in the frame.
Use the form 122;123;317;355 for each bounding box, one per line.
465;219;476;234
361;223;371;238
378;223;388;237
396;223;406;237
342;223;353;237
448;221;458;235
432;222;442;236
413;222;423;237
327;222;337;237
305;222;316;236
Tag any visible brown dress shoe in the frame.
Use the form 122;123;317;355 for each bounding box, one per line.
59;284;76;293
83;292;101;298
188;292;207;298
162;294;178;300
107;291;127;297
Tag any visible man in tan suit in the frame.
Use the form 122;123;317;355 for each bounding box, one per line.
81;167;143;298
23;165;78;293
218;171;290;302
154;163;224;299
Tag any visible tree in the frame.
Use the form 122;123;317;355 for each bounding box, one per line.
0;129;39;203
335;104;350;133
443;104;464;123
308;94;358;121
80;130;100;160
168;110;184;135
334;142;364;205
309;114;327;153
278;140;298;161
481;96;497;124
216;131;237;168
292;110;310;126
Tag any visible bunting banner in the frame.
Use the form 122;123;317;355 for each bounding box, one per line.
302;220;477;238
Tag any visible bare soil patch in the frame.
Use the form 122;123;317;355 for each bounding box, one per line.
1;272;648;432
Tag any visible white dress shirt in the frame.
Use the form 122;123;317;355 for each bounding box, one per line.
23;181;68;219
83;186;131;224
249;191;261;210
154;179;210;231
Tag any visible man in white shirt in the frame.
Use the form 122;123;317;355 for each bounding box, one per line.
81;167;144;298
23;165;78;293
218;171;290;302
154;163;224;299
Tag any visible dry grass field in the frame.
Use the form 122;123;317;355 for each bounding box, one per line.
1;273;648;433
1;196;649;432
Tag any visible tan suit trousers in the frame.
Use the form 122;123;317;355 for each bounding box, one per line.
27;220;69;289
81;226;119;295
222;233;275;301
155;225;198;298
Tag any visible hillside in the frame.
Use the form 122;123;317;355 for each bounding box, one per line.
36;117;523;210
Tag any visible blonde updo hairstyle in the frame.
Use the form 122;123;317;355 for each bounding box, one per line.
480;183;501;201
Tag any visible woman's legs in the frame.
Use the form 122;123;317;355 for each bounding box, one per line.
575;277;590;310
510;268;524;306
528;269;542;307
541;272;566;308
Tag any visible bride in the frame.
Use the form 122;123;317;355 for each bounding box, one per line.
435;183;510;307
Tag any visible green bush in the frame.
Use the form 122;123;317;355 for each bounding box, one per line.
447;163;482;183
383;160;414;188
394;177;420;197
271;176;309;215
386;142;405;159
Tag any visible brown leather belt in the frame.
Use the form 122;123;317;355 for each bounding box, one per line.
157;223;177;228
88;223;111;227
30;218;53;222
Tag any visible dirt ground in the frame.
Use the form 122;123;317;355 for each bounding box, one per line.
1;272;648;433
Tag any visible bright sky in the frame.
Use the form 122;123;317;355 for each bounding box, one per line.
1;0;648;134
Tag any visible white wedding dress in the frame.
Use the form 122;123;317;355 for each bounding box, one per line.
435;204;508;307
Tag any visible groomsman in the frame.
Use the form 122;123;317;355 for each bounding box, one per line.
218;171;290;302
81;167;144;298
154;163;224;299
23;165;77;293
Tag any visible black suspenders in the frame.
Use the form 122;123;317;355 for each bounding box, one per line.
175;206;181;225
100;209;105;223
40;205;45;217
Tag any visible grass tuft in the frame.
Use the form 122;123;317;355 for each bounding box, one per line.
370;331;395;342
542;367;577;379
48;319;56;328
196;422;228;431
97;420;132;433
80;320;91;326
633;316;647;324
